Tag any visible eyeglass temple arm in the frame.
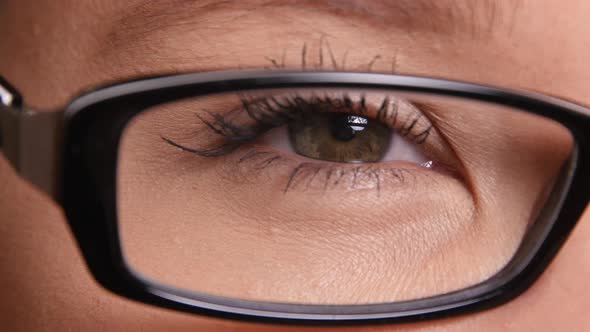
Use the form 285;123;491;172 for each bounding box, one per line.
0;76;63;201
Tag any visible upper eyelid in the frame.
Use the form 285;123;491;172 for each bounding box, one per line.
196;93;435;145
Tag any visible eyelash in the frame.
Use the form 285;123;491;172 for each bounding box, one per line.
161;93;433;157
160;93;438;193
231;147;423;195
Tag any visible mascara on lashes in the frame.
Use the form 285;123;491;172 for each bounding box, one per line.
160;93;433;159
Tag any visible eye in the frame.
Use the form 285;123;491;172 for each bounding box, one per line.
159;90;454;188
257;96;432;166
289;113;391;163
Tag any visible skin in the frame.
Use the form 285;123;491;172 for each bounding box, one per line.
116;89;568;303
0;0;589;331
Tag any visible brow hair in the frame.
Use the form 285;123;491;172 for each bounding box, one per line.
111;0;516;48
323;0;511;38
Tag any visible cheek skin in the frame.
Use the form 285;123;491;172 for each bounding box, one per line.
1;152;590;331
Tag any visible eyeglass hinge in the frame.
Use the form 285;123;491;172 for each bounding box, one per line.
0;76;62;200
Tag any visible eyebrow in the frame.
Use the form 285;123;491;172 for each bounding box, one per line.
112;0;513;47
324;0;508;37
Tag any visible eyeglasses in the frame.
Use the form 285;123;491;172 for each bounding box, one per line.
1;71;589;324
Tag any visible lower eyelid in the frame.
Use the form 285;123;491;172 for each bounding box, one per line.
216;144;454;194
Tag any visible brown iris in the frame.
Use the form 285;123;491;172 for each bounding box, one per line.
288;112;392;163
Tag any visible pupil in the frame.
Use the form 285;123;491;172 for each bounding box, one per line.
330;115;367;142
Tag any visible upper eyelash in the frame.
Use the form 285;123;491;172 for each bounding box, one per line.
241;94;433;144
161;93;433;157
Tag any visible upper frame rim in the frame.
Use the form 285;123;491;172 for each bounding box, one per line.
59;70;590;324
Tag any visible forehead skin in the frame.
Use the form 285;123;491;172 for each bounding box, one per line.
0;0;589;331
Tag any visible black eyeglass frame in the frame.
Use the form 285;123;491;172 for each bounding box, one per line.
0;71;589;325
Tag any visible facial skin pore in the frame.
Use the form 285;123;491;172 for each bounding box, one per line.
1;0;590;331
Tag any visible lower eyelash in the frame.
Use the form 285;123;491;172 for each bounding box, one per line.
283;162;417;195
226;146;423;195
